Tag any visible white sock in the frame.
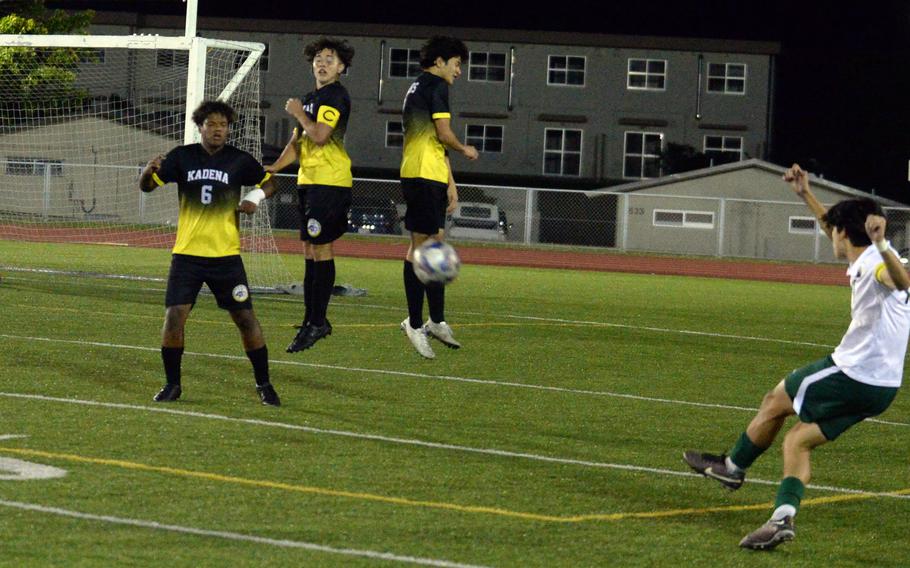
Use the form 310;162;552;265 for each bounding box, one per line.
771;505;796;521
725;456;743;473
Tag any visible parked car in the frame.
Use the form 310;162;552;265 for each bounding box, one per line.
348;196;402;235
447;201;510;241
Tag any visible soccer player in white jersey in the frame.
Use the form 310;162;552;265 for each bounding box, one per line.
683;163;910;550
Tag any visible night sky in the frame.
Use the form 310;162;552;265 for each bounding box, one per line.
32;0;910;202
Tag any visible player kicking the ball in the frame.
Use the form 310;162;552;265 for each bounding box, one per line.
139;100;280;406
399;36;478;359
684;164;910;549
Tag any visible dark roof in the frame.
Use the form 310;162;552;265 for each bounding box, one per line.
597;159;904;207
90;11;780;55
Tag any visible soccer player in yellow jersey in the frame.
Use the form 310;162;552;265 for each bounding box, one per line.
268;38;355;353
399;36;478;359
139;100;280;406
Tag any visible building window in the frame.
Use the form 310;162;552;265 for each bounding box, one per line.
623;131;663;179
543;128;582;176
789;216;818;235
465;124;503;153
5;157;63;176
389;48;421;78
469;51;507;82
704;135;743;165
385;121;404;147
653;209;715;229
547;55;585;86
707;62;746;94
157;50;188;68
627;58;667;90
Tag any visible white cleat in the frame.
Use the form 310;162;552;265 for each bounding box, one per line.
424;320;461;349
401;318;435;359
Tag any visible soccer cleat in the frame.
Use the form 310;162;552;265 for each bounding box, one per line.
256;383;281;407
683;451;745;490
401;318;435;359
739;516;795;550
286;320;332;353
153;383;182;402
424;320;461;349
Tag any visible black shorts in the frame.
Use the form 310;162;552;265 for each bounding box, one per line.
165;254;253;311
298;184;352;244
401;178;448;235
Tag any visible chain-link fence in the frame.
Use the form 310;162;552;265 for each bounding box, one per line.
276;175;910;263
7;163;910;264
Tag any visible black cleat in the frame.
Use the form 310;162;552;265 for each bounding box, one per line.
286;320;332;353
256;383;281;407
683;451;745;490
153;383;182;402
739;516;795;550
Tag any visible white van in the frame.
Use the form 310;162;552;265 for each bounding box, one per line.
447;202;508;241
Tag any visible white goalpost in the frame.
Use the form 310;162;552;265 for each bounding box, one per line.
0;1;293;291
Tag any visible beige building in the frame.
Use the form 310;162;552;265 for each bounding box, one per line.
602;159;907;262
0;117;177;224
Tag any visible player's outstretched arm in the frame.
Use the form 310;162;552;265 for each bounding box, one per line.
139;155;164;192
784;163;832;239
866;214;910;291
267;130;300;173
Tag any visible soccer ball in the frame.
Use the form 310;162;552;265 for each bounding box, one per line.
413;240;461;285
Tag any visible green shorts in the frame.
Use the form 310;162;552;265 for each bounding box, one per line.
785;355;898;441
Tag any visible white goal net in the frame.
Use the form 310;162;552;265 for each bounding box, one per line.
0;34;293;290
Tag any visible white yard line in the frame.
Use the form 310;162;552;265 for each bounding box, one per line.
0;333;904;429
0;499;489;568
2;391;908;500
6;273;838;349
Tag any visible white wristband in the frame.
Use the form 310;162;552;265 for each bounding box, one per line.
875;240;889;253
242;188;266;206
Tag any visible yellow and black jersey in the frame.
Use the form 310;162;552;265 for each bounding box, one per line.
400;72;450;184
296;82;352;188
152;143;271;257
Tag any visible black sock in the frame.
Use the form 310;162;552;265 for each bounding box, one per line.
303;258;315;324
311;259;335;326
161;346;183;385
246;345;270;386
426;283;445;324
403;260;425;328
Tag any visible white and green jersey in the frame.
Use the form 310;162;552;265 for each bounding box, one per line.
832;243;910;387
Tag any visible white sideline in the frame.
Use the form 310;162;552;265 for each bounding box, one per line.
2;391;908;500
0;332;904;429
0;499;488;568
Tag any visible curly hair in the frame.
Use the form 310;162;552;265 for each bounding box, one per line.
191;100;236;126
822;198;885;246
419;36;468;69
304;37;355;69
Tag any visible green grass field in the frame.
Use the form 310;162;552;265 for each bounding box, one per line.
1;240;908;567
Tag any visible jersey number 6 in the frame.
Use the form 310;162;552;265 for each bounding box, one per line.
201;185;213;205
